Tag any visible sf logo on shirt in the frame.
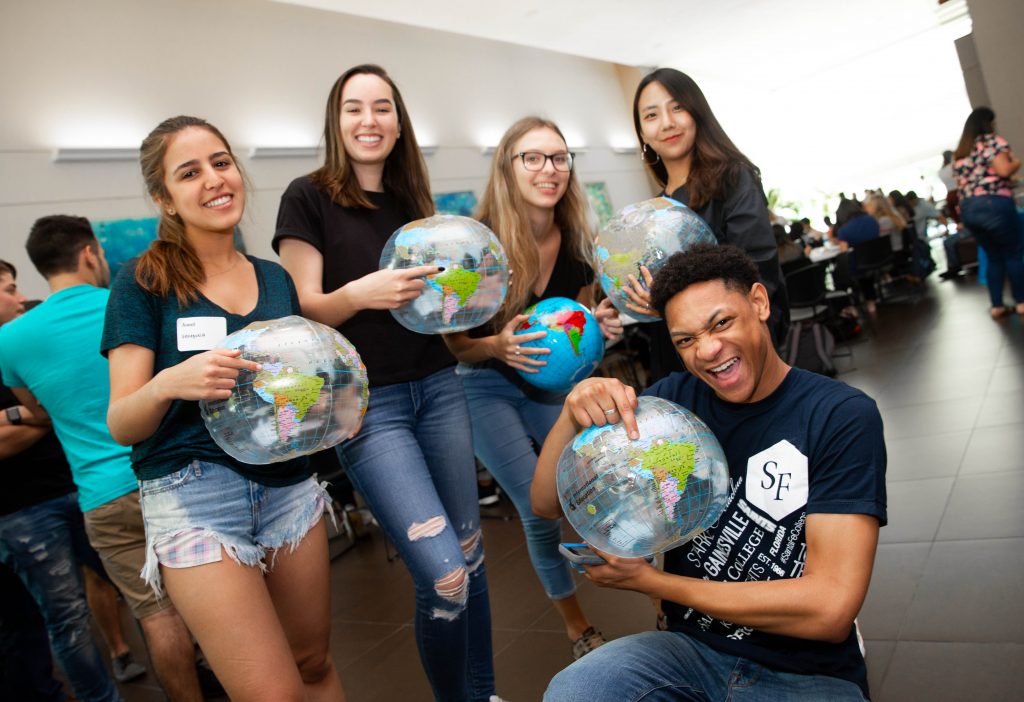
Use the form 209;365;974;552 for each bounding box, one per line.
745;440;808;521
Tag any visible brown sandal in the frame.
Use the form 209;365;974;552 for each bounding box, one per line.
991;306;1011;319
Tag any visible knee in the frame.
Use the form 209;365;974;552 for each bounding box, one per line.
460;529;484;573
430;566;469;620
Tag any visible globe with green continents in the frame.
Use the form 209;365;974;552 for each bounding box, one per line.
556;396;729;558
200;316;369;464
380;214;509;334
596;196;716;322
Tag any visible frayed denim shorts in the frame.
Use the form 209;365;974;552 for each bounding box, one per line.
138;460;332;596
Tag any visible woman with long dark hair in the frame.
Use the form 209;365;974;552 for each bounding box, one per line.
274;64;499;702
613;68;787;382
445;116;607;660
103;116;343;701
953;106;1024;318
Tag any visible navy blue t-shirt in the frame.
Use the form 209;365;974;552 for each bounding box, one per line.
646;368;886;697
100;256;310;486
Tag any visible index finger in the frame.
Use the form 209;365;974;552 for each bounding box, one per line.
400;264;445;278
211;349;261;372
611;383;639;439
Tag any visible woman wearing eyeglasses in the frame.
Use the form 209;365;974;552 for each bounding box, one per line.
274;65;500;702
606;68;787;382
445;116;610;661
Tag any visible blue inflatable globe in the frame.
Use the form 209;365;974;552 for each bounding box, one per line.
200;316;368;465
596;196;716;322
556;396;729;558
379;215;509;334
514;297;604;393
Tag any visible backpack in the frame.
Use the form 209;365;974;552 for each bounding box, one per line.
909;236;936;279
786;322;837;377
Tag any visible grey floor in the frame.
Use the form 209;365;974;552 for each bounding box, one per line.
107;265;1023;701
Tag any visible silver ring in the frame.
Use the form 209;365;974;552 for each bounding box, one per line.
514;348;521;356
603;408;617;416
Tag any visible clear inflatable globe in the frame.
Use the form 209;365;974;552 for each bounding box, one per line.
596;196;716;322
514;297;604;393
556;396;729;558
380;215;509;334
200;315;369;465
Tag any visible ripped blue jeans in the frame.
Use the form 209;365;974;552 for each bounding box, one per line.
0;493;122;702
338;366;495;702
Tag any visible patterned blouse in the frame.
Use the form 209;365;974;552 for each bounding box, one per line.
954;133;1015;200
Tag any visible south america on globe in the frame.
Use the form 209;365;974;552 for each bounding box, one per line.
556;396;729;558
380;214;509;334
201;315;368;464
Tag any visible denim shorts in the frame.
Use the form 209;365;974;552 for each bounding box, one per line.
138;460;331;596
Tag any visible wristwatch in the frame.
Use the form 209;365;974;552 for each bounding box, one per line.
5;406;22;425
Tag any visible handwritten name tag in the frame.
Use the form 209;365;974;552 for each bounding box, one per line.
177;317;228;352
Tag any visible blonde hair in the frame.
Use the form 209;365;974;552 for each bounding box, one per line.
865;193;907;231
136;115;244;304
476;117;594;327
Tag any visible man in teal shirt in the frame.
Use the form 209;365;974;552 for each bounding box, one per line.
0;216;204;702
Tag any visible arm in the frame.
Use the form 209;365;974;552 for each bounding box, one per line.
443;315;549;373
106;343;259;446
531;377;639;519
0;398;52;460
584;512;878;643
992;151;1021;179
278;237;442;328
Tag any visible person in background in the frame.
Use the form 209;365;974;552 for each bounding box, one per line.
833;201;882;313
445;116;609;661
774;223;807;266
275;65;501;702
938;150;960;224
102;116;342;701
953;106;1024;318
863;193;907;252
0;224;207;702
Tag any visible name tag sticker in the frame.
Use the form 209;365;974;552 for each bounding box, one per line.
177;317;228;352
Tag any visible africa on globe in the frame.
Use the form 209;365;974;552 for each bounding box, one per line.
596;196;716;322
556;396;729;558
513;297;604;393
380;214;509;334
200;315;369;465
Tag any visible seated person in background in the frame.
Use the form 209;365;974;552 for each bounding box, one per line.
774;223;807;266
834;202;882;312
906;191;946;243
532;244;886;702
863;193;907;252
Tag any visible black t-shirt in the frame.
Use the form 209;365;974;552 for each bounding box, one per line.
0;384;75;516
273;176;455;387
649;168;789;382
647;368;886;697
100;257;310;486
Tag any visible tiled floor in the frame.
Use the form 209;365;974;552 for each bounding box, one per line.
108;267;1023;701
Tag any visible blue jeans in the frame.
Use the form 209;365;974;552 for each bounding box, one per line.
544;631;867;701
959;195;1024;307
0;493;122;702
459;364;576;599
337;366;495;702
0;562;64;701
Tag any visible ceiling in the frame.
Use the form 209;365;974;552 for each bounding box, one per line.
273;0;973;208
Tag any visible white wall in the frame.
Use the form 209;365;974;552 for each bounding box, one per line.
966;0;1024;155
0;0;651;299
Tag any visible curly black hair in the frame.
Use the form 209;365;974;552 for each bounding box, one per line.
649;244;760;315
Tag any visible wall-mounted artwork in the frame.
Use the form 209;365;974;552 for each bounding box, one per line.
92;217;246;280
585;182;614;228
433;191;478;217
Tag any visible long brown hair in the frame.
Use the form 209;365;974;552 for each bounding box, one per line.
634;68;760;210
954;106;996;161
136;115;243;304
311;64;433;219
476;116;594;328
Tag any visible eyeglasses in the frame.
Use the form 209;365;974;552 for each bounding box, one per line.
512;151;575;172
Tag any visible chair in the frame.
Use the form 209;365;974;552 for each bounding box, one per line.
850;236;893;302
784;262;829;324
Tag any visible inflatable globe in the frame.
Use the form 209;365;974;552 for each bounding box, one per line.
380;215;509;334
513;297;604;393
200;315;369;465
556;396;729;558
596;196;716;322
